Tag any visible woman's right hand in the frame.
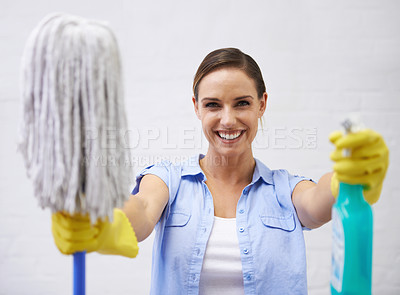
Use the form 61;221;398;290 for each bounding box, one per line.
51;208;139;258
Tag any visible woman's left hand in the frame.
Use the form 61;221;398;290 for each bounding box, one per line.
329;129;389;205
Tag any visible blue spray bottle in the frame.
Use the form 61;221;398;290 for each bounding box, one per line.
330;119;373;295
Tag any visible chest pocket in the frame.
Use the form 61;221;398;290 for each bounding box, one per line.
259;212;296;232
165;212;191;227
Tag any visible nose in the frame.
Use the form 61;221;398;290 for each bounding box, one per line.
220;107;236;127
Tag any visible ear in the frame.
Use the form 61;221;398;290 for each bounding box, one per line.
258;92;268;118
192;96;201;120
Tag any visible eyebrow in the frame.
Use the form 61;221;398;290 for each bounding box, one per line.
201;95;254;102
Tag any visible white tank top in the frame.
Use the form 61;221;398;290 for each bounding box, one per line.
199;216;245;295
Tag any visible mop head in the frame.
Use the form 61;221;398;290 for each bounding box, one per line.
18;13;132;222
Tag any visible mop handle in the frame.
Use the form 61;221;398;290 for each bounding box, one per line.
73;251;86;295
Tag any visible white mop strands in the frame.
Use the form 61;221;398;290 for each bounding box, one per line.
18;13;132;222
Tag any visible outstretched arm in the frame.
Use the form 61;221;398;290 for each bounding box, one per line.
292;128;389;229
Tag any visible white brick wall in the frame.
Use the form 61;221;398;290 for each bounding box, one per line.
1;0;399;294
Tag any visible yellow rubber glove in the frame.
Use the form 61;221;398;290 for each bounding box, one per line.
329;129;389;204
52;208;138;258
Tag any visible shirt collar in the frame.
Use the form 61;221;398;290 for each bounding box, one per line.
181;154;273;185
252;158;273;184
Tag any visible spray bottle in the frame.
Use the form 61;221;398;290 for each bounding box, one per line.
330;118;373;295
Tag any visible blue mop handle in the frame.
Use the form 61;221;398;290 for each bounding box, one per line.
73;251;86;295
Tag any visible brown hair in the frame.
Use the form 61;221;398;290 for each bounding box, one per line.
193;48;266;101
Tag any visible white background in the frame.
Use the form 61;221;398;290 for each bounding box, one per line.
1;0;399;294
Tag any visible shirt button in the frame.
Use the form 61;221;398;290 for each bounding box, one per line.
243;248;249;254
243;189;248;195
239;227;245;233
239;209;245;214
245;274;252;281
196;248;201;255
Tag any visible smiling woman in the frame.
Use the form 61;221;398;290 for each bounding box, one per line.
122;48;336;295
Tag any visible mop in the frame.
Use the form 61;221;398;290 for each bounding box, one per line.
18;13;132;294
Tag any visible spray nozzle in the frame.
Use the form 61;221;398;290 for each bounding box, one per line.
341;113;364;134
341;114;364;157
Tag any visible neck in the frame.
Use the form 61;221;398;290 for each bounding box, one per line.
200;150;255;185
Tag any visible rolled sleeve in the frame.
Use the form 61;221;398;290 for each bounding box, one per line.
288;174;315;193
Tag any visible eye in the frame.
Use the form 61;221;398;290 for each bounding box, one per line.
205;102;220;108
237;100;250;107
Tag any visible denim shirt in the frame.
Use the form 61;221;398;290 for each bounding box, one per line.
132;155;311;295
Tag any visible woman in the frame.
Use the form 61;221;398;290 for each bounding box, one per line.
52;48;389;294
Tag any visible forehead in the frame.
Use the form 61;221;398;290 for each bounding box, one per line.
198;68;257;98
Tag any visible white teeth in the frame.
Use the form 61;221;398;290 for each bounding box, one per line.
218;131;242;140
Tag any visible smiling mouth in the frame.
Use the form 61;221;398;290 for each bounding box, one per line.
216;130;245;140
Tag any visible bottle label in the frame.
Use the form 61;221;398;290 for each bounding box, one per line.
331;208;344;292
